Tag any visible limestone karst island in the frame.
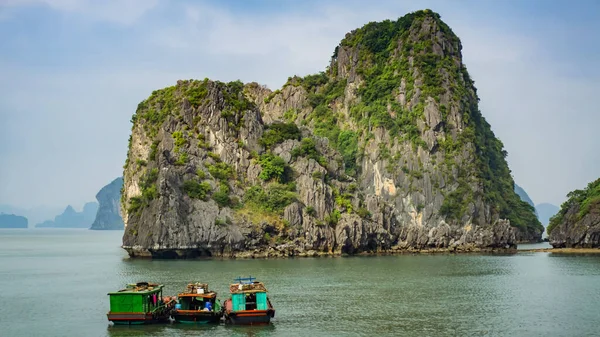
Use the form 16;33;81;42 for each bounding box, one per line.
118;9;597;259
3;4;600;337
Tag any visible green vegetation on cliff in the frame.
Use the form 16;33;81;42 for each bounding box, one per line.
183;180;211;200
291;138;327;167
468;112;541;233
127;79;254;162
339;10;451;148
128;168;158;214
548;178;600;234
244;183;297;214
128;9;540;234
121;9;543;257
259;122;301;148
296;9;541;235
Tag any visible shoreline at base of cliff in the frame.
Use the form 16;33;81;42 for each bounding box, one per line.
122;246;520;259
122;246;600;259
519;248;600;254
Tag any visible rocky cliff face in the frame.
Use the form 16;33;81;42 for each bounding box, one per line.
90;177;124;230
549;178;600;248
120;9;542;258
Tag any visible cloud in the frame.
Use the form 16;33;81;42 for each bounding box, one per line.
0;0;598;209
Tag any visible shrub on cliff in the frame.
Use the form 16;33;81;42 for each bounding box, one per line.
212;183;232;208
183;180;211;200
259;122;301;148
258;153;287;182
243;183;297;214
207;162;234;181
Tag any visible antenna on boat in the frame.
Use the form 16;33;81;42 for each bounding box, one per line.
234;276;256;284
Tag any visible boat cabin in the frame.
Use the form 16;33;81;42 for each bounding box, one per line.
107;282;174;324
224;276;275;325
172;282;223;323
231;291;269;311
176;283;219;312
108;282;167;313
229;278;269;311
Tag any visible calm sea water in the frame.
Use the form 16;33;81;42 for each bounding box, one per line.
1;229;599;337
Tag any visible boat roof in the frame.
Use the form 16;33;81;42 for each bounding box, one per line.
229;277;268;294
185;282;209;289
177;282;216;297
108;282;164;295
177;292;217;298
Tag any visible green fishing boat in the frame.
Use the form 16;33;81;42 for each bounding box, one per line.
106;282;175;325
224;277;275;325
172;282;224;324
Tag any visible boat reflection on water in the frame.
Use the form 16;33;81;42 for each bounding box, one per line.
106;320;276;336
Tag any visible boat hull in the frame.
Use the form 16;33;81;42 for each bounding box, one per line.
225;309;275;325
172;310;223;324
107;312;171;325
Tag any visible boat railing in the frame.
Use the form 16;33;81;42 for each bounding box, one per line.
233;276;256;284
150;297;175;314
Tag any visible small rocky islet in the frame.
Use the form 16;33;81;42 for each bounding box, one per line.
547;177;600;249
117;9;596;259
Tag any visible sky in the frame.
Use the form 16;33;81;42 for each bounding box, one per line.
0;0;599;211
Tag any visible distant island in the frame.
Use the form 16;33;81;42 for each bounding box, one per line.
536;203;559;226
36;202;98;228
7;177;126;230
0;204;62;226
0;213;28;228
514;184;559;238
90;177;125;230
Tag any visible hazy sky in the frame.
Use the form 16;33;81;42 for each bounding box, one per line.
0;0;599;210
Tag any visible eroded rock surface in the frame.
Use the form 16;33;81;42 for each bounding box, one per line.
120;10;541;258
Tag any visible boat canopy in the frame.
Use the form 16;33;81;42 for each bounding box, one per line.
108;282;164;295
229;276;268;294
107;283;167;313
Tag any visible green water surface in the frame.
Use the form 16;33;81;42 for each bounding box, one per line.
1;229;599;337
